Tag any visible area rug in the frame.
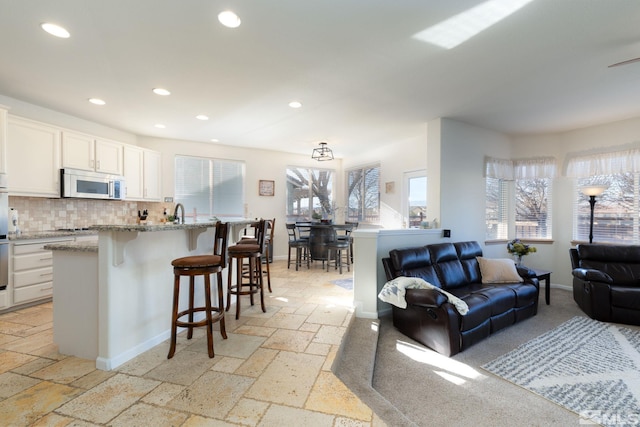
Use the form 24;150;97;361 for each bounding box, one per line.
330;278;353;290
482;316;640;427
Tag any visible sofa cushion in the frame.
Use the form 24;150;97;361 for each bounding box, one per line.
389;247;443;287
477;257;523;284
611;287;640;310
577;244;640;286
455;241;483;284
458;293;492;331
429;243;469;289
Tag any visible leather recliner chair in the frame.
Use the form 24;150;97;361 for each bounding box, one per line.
571;244;640;326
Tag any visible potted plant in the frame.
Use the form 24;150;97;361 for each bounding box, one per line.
507;239;537;266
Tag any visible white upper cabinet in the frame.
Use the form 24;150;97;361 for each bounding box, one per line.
61;130;93;171
62;130;123;175
94;138;123;175
7;116;61;197
0;106;8;174
143;149;161;201
123;145;144;200
123;145;161;201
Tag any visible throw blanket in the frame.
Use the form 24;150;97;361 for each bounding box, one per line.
378;276;469;315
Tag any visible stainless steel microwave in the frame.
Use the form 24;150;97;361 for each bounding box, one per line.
61;168;126;200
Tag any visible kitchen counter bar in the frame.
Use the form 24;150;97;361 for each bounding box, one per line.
49;219;253;370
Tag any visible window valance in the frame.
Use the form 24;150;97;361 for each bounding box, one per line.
514;157;557;179
566;149;640;178
485;157;514;180
485;156;557;180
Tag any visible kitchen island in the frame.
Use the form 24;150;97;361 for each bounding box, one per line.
47;220;250;371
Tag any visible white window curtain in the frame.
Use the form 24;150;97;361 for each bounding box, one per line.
485;157;514;180
514;157;557;179
566;149;640;178
485;156;557;180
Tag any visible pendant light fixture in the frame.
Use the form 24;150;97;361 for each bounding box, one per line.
311;142;334;161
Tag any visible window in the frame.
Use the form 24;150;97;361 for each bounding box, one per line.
568;148;640;243
485;156;556;240
175;155;244;220
485;177;509;240
286;166;333;222
404;170;427;228
515;178;552;239
574;174;639;243
346;165;380;224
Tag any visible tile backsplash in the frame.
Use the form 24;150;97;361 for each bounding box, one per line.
9;196;172;233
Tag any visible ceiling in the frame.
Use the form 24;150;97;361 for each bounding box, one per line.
1;1;640;158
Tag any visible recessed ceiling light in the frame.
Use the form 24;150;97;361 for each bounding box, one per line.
41;22;70;38
289;101;302;109
88;98;106;106
196;115;209;121
210;138;219;143
153;88;171;96
218;11;241;28
154;124;166;129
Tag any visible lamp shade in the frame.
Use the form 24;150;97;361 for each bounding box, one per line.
581;185;608;197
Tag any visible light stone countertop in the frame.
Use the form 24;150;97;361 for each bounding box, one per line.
9;229;98;241
89;221;219;232
44;240;99;253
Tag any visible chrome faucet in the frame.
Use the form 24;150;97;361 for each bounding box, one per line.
174;203;185;224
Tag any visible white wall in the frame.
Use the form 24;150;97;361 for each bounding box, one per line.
342;128;428;229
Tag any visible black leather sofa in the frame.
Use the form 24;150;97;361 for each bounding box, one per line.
571;244;640;326
382;241;539;356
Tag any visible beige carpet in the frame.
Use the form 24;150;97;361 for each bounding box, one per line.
334;287;594;426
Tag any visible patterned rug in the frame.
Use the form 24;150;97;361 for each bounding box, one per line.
482;316;640;427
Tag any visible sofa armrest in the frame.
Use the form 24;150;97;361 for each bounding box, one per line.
404;288;448;308
516;265;537;279
572;268;614;284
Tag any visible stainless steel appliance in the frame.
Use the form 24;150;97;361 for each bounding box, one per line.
0;174;8;291
61;168;126;200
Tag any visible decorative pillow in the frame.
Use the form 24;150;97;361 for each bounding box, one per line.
477;257;523;284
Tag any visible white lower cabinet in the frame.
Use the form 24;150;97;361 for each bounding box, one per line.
12;238;73;305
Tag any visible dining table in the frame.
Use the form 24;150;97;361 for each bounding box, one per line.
297;222;352;262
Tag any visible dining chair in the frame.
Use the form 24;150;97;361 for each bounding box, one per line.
326;224;352;274
286;223;309;270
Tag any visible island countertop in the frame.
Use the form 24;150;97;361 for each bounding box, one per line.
89;221;218;232
44;240;99;253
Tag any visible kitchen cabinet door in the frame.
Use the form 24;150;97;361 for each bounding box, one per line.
123;145;144;200
0;106;8;174
143;149;161;200
7;116;61;197
95;138;123;175
62;130;94;171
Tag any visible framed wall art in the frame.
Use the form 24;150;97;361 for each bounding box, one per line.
259;180;275;196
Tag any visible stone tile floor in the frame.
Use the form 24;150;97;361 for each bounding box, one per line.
0;260;386;426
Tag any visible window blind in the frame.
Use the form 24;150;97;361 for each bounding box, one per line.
175;155;244;219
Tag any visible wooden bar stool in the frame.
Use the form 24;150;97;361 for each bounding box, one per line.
168;221;229;359
226;219;267;320
238;218;275;292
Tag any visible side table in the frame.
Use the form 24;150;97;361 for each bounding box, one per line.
532;268;551;305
